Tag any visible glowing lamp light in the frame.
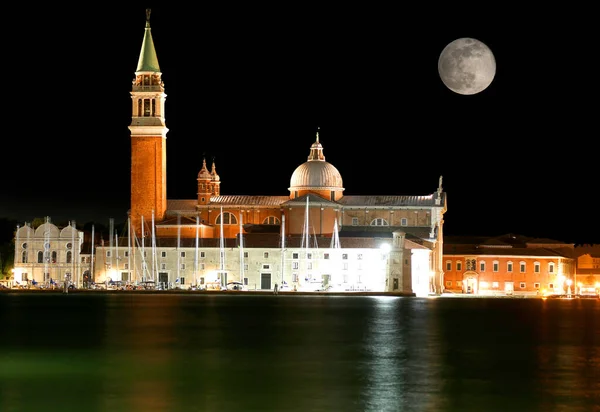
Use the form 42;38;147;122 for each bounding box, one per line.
380;243;391;253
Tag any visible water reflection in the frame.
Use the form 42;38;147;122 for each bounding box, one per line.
0;294;598;412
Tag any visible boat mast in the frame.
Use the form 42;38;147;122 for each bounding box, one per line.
303;197;310;250
239;212;244;284
177;214;181;288
91;224;95;286
220;206;225;286
194;215;199;287
303;197;310;285
115;231;119;273
71;220;76;288
127;217;132;285
141;215;146;282
44;216;50;287
109;218;114;277
330;219;340;287
151;210;157;282
281;214;285;284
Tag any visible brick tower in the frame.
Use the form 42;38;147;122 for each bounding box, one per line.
129;9;168;236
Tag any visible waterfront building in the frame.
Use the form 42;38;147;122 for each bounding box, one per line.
442;233;576;296
11;218;92;289
573;245;600;296
91;10;447;295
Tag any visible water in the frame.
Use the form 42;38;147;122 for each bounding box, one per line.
0;293;598;412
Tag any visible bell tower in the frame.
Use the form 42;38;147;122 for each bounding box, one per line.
129;9;168;235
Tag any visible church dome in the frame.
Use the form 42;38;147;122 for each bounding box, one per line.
289;131;344;192
290;161;343;190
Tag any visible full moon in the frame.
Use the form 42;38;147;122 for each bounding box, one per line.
438;37;496;95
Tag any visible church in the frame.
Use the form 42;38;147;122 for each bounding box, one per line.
93;10;448;295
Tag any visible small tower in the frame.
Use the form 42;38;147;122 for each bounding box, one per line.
210;160;221;196
197;158;212;205
129;9;168;235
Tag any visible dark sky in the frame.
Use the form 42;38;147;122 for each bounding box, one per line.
3;4;598;244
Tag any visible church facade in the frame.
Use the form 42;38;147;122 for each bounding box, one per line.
93;11;448;295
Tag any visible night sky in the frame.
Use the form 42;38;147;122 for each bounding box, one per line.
3;4;598;244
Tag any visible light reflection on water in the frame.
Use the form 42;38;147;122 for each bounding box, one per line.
0;294;598;412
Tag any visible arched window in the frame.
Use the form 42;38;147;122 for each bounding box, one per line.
66;251;72;264
216;212;238;225
262;216;281;225
37;251;44;263
21;251;28;263
51;251;57;264
370;218;389;226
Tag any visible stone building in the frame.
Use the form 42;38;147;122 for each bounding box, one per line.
12;218;92;288
92;10;447;295
573;245;600;296
443;234;576;296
